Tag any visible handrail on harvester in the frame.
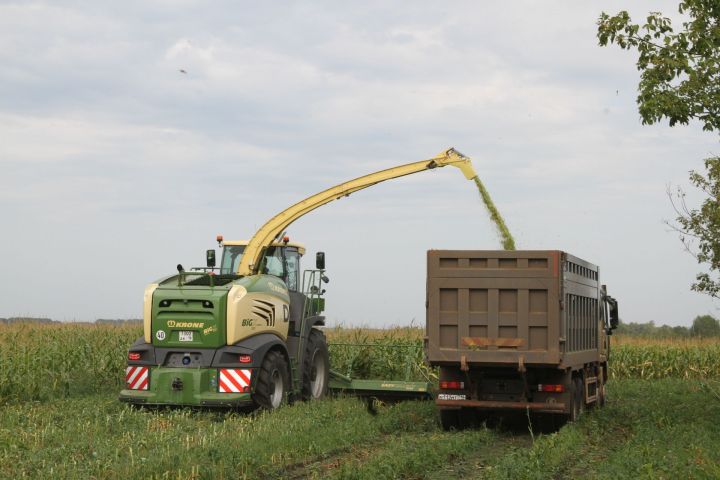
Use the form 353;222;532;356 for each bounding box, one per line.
236;147;478;275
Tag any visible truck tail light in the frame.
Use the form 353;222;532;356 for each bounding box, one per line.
128;352;141;361
440;381;465;390
538;384;564;393
238;355;252;364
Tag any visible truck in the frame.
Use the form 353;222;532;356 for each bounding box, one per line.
119;148;480;409
425;250;619;429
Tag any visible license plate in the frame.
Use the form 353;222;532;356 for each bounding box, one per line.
178;331;193;342
437;393;467;401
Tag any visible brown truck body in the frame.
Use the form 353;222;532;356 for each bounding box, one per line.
425;250;618;428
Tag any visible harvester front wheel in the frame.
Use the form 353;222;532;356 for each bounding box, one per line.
302;329;329;400
254;350;289;410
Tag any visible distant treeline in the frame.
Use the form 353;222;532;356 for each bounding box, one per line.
0;317;141;325
616;315;720;338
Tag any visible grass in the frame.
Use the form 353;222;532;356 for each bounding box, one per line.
2;323;720;478
1;380;719;479
488;379;720;479
0;394;492;479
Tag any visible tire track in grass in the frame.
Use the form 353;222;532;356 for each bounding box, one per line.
426;432;532;480
264;405;521;479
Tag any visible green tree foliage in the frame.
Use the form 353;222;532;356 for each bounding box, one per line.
598;2;720;296
597;1;720;131
670;158;720;297
691;314;720;336
615;320;691;338
614;318;720;338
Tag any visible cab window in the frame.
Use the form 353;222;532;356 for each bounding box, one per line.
261;247;301;291
220;246;245;274
285;249;300;291
261;247;285;277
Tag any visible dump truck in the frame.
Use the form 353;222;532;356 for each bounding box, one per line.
120;148;480;409
425;250;619;429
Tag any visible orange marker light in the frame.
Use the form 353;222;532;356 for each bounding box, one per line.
216;235;224;242
283;236;290;243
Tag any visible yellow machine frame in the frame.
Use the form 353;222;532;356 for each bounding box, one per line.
236;147;478;275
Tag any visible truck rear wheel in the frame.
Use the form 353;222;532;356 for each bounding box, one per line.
440;409;460;430
568;376;583;422
597;366;606;407
597;376;606;407
254;350;289;410
302;329;329;400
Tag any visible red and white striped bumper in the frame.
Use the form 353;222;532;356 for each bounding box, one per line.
126;366;149;390
218;368;251;393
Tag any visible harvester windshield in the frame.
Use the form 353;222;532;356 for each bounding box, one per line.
220;245;245;274
219;244;301;291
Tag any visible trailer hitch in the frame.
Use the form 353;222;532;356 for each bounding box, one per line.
172;378;184;391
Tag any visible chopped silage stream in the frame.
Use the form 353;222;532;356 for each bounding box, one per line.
472;176;516;250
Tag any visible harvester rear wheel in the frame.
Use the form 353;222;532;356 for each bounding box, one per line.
302;329;329;400
254;350;289;410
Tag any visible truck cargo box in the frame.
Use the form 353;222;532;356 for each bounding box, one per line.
426;250;605;370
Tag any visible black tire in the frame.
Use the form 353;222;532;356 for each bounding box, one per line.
597;377;606;407
301;329;329;401
597;365;607;407
254;350;289;410
576;377;585;416
458;407;480;429
440;409;460;431
567;377;581;423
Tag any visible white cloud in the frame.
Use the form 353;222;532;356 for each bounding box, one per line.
0;0;717;325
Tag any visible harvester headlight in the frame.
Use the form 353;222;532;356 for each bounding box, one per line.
228;285;248;304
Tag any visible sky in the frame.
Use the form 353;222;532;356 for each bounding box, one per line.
1;1;718;326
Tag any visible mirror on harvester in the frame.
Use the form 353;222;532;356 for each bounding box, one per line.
316;252;325;270
206;249;216;268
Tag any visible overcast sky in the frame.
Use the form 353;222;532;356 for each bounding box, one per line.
1;1;718;326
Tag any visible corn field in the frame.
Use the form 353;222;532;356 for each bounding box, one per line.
326;326;434;383
2;323;720;404
0;323;140;403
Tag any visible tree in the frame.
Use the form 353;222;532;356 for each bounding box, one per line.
691;314;720;336
669;157;720;297
598;2;720;296
597;2;720;132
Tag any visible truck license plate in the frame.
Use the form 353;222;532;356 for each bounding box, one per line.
179;331;193;342
437;393;467;400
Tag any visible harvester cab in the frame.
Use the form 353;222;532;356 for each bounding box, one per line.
120;148;479;410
